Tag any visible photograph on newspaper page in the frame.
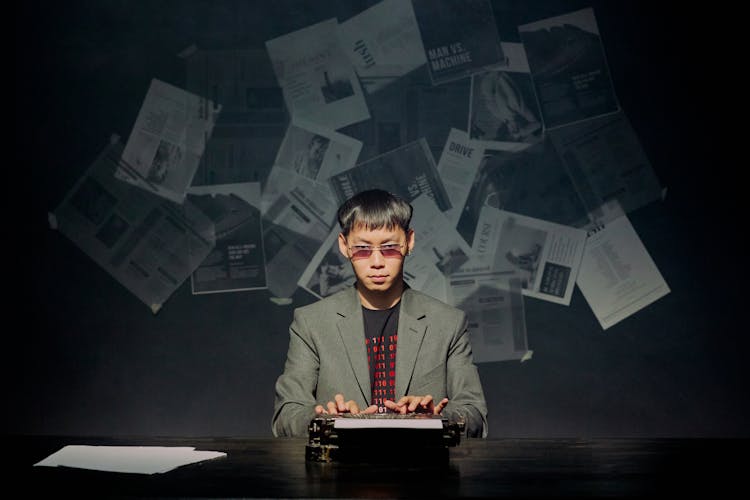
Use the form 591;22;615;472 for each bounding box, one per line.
262;118;362;213
576;214;670;330
338;0;426;94
473;205;587;306
274;118;363;181
187;183;266;294
469;42;543;150
328;139;452;211
266;18;370;130
411;0;506;85
519;7;619;130
117;79;219;204
51;137;215;313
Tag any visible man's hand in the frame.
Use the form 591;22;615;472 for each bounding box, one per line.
315;393;378;415
384;395;449;415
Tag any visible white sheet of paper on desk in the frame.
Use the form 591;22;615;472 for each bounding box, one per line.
33;445;226;474
334;418;443;429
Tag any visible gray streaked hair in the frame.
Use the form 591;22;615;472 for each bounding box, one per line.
337;189;413;237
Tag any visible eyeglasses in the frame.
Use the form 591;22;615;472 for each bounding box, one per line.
348;243;406;259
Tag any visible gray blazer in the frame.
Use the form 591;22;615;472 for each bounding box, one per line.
272;286;488;437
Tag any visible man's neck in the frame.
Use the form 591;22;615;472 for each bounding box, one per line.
357;281;405;310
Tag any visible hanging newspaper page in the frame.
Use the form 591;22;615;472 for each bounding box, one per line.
577;215;670;330
411;0;506;85
409;194;472;276
298;227;356;299
405;256;448;303
469;42;543;149
262;184;336;299
328;139;452;211
548;110;664;218
338;0;426;94
187;183;266;294
456;139;589;247
448;268;528;363
49;136;215;314
519;7;619;130
435;128;486;226
266;18;370;130
474;205;587;305
116;79;219;204
261;118;362;213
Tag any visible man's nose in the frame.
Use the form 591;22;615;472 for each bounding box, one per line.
370;250;385;267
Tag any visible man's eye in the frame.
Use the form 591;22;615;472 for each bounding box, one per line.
353;246;371;251
381;245;400;250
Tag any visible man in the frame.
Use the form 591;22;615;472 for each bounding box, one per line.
272;189;488;437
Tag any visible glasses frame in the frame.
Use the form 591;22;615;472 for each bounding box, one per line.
347;243;407;260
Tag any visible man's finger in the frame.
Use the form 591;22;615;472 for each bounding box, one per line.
335;394;347;413
384;399;407;414
346;400;360;414
420;395;434;409
315;405;327;415
407;397;422;412
327;401;338;415
362;405;378;414
434;398;449;414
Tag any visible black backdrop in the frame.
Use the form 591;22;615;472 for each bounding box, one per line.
16;0;746;438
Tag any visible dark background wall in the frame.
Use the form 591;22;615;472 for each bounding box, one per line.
16;0;745;438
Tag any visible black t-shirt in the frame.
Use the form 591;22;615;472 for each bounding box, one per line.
362;302;400;413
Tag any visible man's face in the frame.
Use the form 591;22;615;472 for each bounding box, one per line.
338;224;414;295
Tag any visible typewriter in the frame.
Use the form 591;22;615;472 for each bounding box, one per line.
305;413;464;463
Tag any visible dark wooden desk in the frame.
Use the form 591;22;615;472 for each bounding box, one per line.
11;435;744;498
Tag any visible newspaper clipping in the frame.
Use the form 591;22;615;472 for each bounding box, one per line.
51;137;215;313
469;42;543;150
338;0;427;94
472;205;587;306
328;139;452;211
576;214;670;329
412;0;507;85
117;79;219;204
519;7;619;129
549;110;663;218
266;18;370;130
187;182;267;294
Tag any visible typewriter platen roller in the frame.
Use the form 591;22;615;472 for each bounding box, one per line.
305;413;464;463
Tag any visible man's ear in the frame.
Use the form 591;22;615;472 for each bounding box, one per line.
406;228;415;255
338;233;349;258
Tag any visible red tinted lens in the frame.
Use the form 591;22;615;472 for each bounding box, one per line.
351;248;373;259
380;247;403;257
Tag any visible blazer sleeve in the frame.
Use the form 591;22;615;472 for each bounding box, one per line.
271;308;320;437
441;311;489;438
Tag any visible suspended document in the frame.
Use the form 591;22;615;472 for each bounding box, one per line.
266;18;370;130
338;0;427;94
50;137;215;313
412;0;507;85
576;215;670;330
471;205;587;306
519;7;619;129
187;183;267;294
117;79;220;204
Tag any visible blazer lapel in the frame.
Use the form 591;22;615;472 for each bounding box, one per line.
396;289;428;398
335;287;371;405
